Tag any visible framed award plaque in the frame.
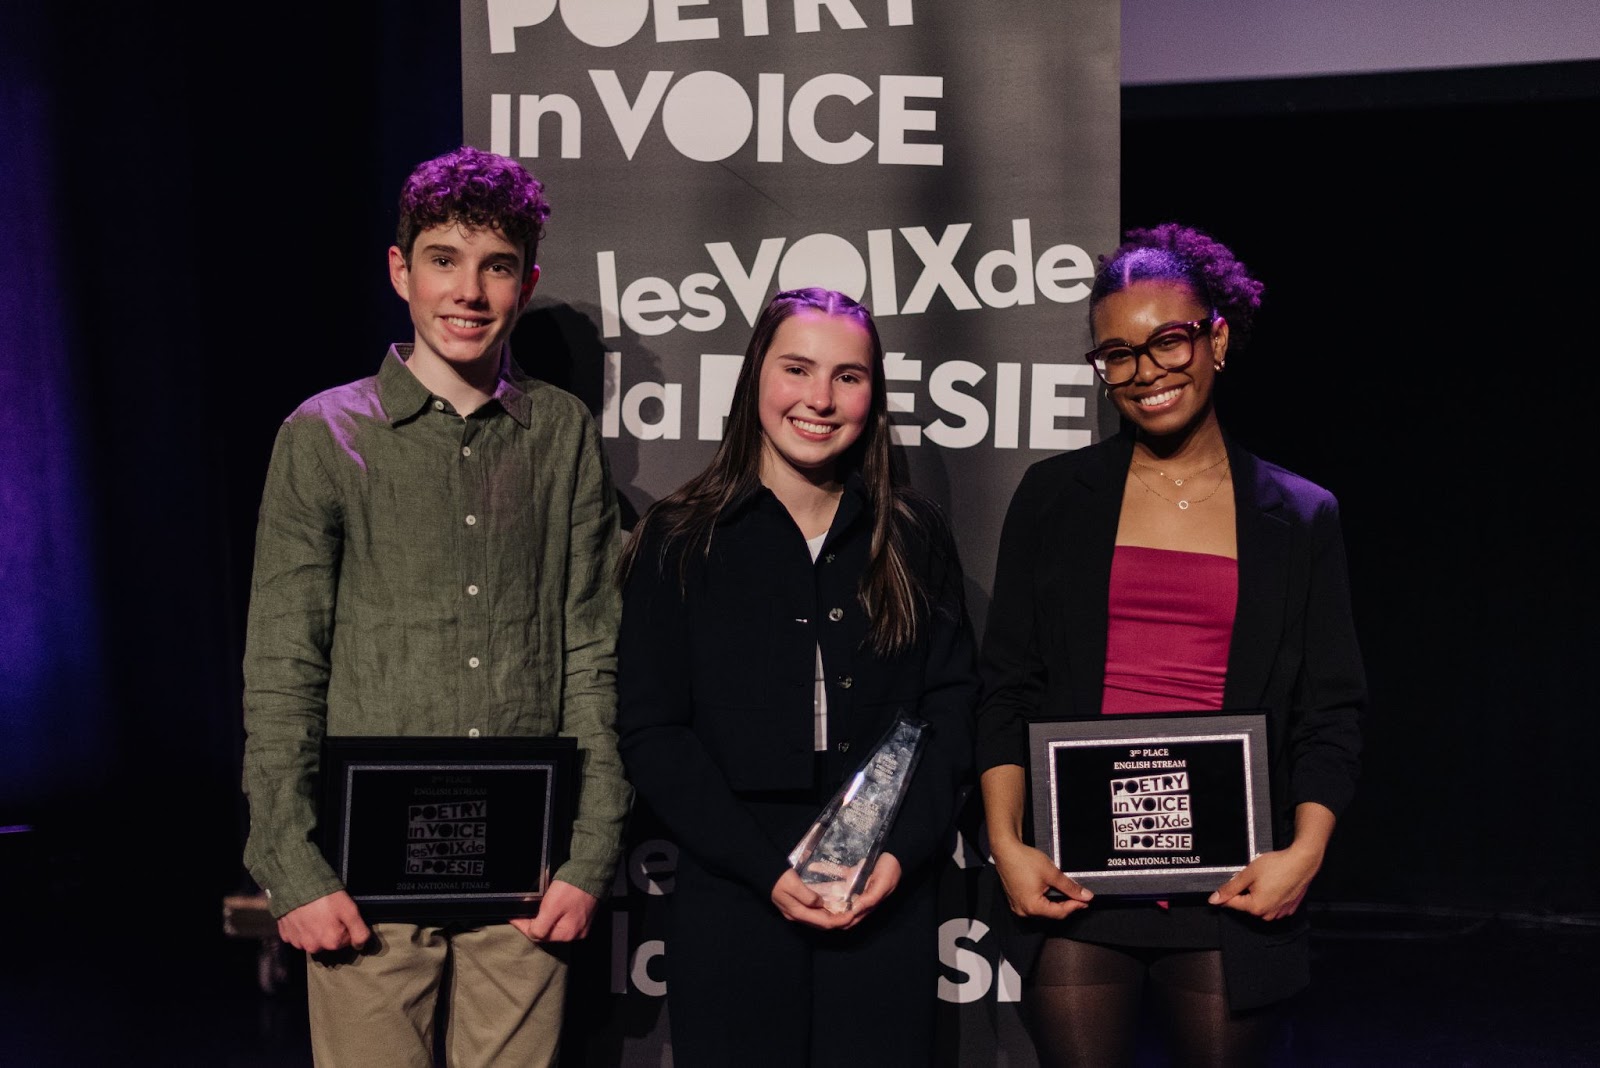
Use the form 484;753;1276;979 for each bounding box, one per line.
1028;712;1272;896
320;735;578;922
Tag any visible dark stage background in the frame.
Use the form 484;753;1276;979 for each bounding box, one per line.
3;0;1597;1056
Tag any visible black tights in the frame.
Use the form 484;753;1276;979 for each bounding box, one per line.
1023;938;1282;1068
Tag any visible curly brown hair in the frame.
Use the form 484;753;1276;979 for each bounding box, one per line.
1090;223;1265;350
395;146;551;278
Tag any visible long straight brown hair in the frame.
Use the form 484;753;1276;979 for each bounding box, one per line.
619;288;927;656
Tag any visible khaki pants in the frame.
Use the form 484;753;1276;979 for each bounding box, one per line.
306;922;567;1068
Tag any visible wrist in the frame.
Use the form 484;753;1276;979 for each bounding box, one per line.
987;832;1033;859
1285;836;1327;864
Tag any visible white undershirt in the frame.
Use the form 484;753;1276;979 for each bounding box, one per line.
807;532;828;751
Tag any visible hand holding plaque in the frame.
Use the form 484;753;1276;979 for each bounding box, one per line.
319;736;578;923
1028;712;1272;897
788;712;928;913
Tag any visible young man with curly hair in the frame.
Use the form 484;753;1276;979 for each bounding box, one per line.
241;145;629;1066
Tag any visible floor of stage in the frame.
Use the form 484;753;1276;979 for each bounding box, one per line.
2;899;1595;1067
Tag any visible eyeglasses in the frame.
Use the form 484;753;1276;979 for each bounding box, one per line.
1085;319;1216;386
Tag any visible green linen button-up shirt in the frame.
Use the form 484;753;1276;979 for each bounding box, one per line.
242;346;631;917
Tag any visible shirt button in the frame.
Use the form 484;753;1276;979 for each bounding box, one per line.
836;741;851;753
264;888;273;900
433;400;445;411
467;584;479;596
468;656;481;668
838;676;853;689
468;727;481;738
461;446;472;457
465;515;477;526
828;607;844;622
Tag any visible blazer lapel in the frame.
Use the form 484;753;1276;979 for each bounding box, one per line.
1224;442;1289;711
1065;432;1132;717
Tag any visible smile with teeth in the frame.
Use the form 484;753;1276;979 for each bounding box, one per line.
790;417;836;435
445;316;489;329
1136;386;1184;407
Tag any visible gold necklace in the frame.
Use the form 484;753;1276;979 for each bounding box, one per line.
1129;462;1230;511
1131;452;1229;488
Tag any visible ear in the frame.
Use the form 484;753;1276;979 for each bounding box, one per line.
518;263;541;311
387;246;412;302
1210;316;1230;367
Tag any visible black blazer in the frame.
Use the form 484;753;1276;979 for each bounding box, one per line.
976;429;1366;1009
619;477;979;897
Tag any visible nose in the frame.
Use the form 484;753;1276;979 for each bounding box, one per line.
454;270;487;305
805;375;835;413
1133;350;1167;384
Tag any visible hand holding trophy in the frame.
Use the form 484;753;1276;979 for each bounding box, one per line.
788;711;928;913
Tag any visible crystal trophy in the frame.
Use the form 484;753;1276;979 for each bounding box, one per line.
788;711;929;913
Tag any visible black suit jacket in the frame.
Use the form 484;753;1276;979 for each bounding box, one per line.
619;477;979;897
976;429;1366;1009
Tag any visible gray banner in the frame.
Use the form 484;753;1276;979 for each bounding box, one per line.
461;2;1119;1061
462;0;1119;620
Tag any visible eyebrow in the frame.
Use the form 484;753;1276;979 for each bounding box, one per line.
417;243;521;268
773;354;872;375
1096;319;1203;346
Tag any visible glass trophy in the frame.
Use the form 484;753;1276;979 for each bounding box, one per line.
788;711;929;913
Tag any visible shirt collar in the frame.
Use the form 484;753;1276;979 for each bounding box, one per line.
727;468;872;534
375;344;535;429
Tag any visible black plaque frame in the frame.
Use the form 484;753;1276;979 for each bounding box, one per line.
320;736;578;922
1028;711;1271;897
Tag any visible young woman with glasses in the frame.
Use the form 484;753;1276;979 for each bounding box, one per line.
976;224;1366;1066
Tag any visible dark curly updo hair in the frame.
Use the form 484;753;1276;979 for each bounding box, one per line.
395;146;551;277
1090;223;1264;351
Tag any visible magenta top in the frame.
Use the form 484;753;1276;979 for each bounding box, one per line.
1102;546;1238;715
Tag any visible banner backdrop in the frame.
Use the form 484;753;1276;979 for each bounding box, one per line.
461;2;1119;1061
